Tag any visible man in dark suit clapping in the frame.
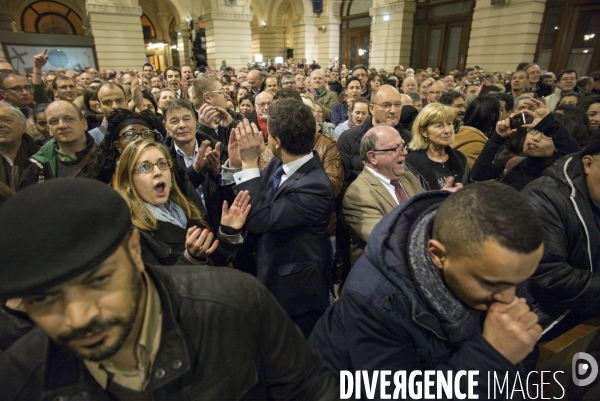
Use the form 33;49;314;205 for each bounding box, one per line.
229;99;334;338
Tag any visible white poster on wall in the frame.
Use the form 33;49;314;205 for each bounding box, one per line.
3;45;95;75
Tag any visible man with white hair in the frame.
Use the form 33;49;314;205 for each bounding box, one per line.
247;91;273;139
311;69;339;122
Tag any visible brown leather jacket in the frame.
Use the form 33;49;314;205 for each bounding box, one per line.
314;132;344;236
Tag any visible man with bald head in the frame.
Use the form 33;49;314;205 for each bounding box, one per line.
426;81;445;104
246;70;264;95
342;125;423;263
399;93;413;107
0;60;14;73
21;100;97;187
338;84;412;188
77;72;91;88
264;76;279;96
311;69;339;122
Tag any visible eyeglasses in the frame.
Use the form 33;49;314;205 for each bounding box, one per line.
372;145;408;155
206;89;225;95
373;102;403;111
256;102;272;108
427;91;443;95
527;129;552;141
6;85;32;93
134;159;173;174
560;77;576;82
121;129;155;141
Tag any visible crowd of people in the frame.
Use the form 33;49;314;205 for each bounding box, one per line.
0;51;600;399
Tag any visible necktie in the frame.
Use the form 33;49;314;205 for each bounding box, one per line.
269;165;285;201
390;179;408;204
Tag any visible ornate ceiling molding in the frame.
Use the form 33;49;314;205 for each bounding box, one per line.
86;3;142;16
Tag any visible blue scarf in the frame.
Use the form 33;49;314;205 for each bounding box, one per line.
144;200;187;229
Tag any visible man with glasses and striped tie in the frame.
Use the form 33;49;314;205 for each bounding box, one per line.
342;125;424;265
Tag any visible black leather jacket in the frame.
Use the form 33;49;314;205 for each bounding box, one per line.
0;265;339;400
522;153;600;325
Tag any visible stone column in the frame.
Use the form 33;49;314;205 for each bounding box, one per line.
203;11;253;70
156;4;174;67
292;16;319;62
316;16;341;69
369;1;416;71
176;22;191;68
466;0;546;72
86;2;147;71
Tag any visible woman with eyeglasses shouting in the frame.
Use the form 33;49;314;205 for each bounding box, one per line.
116;140;249;265
88;109;162;187
471;97;581;190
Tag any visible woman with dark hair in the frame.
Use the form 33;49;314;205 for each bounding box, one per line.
88;109;161;186
31;103;50;145
141;89;167;138
578;95;600;134
331;77;362;126
451;95;501;167
234;86;250;112
81;87;103;131
238;93;256;118
367;73;382;93
334;97;370;138
553;112;591;148
471;97;581;190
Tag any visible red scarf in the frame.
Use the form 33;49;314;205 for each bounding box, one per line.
257;117;269;140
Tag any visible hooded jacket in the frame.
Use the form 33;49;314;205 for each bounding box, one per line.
522;153;600;324
308;191;522;400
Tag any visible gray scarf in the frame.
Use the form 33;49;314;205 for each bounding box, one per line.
144;200;187;229
408;210;482;343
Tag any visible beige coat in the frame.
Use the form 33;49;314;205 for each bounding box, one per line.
343;167;423;264
451;125;488;168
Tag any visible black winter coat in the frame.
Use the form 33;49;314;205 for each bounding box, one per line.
522;153;600;327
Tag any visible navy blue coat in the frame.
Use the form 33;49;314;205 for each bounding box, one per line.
308;191;523;400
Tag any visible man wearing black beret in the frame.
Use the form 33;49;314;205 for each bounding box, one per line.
0;179;338;400
522;137;600;338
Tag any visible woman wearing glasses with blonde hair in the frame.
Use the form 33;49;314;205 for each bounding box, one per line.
116;140;250;265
